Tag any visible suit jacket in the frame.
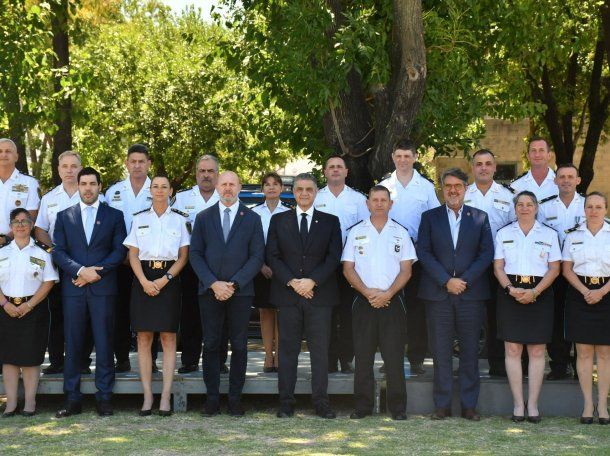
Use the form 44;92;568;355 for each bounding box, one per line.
52;202;127;297
266;208;342;307
416;204;494;301
189;202;265;296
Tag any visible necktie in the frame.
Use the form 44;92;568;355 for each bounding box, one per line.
223;207;231;241
85;206;95;244
300;213;308;244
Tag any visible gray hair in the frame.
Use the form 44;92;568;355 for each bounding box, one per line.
440;167;469;186
58;150;82;164
294;172;318;188
0;138;17;153
195;154;219;171
513;190;538;208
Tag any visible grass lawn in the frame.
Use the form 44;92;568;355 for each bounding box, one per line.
0;397;608;455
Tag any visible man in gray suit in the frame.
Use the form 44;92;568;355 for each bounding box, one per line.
189;171;265;417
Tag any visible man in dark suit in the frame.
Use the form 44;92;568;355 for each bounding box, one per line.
266;173;342;419
52;167;127;417
416;168;494;421
189;171;265;417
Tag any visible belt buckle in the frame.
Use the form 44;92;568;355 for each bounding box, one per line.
13;297;22;305
590;277;600;285
153;261;163;270
520;275;530;284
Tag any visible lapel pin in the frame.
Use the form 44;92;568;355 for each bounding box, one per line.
240;212;244;216
315;220;318;223
467;212;471;216
96;221;101;225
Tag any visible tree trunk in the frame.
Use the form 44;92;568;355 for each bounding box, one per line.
51;0;72;186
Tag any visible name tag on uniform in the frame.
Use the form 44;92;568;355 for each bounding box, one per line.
545;216;558;221
355;235;369;244
315;204;326;208
0;257;8;263
30;257;45;268
572;241;583;245
48;203;58;208
185;206;195;210
502;240;514;244
137;225;151;236
464;199;472;204
535;241;551;247
493;199;510;212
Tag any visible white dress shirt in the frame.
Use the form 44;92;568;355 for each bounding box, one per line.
464;181;515;237
79;199;100;231
562;222;610;276
537;193;585;245
0;238;58;297
510;168;558;201
446;205;463;248
219;200;240;231
296;205;315;232
0;169;40;235
314;185;369;242
105;176;152;232
251;200;291;242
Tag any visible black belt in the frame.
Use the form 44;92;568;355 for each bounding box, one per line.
6;295;33;305
142;260;174;270
577;275;609;286
510;275;543;285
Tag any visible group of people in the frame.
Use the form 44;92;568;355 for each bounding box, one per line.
0;136;608;425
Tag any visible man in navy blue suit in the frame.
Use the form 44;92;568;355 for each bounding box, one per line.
189;171;265;417
416;168;494;421
52;167;127;417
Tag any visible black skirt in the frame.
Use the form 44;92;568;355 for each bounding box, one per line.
253;272;275;309
565;281;610;345
496;283;554;345
131;261;181;333
0;299;49;366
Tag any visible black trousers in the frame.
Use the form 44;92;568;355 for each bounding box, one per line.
353;292;407;414
328;272;354;367
485;267;505;371
404;262;428;364
47;280;94;368
278;300;332;408
199;294;251;403
547;275;573;373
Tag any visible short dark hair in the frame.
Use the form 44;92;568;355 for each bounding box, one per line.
585;191;608;208
293;172;318;188
440;167;468;186
151;174;171;186
472;149;495;161
9;207;31;222
368;185;391;199
513;190;538;208
324;155;346;169
527;136;550;152
127;143;150;158
393;138;417;155
556;163;579;175
78;166;101;184
261;171;282;188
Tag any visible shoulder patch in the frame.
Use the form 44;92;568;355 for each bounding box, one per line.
346;220;364;232
34;239;53;253
171;208;189;218
391;218;409;231
564;222;582;234
133;207;150;216
539;195;558;204
501;182;516;194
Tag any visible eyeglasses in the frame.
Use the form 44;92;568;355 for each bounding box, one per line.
10;220;32;227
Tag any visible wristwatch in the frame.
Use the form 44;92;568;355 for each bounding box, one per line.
165;272;174;281
504;284;512;295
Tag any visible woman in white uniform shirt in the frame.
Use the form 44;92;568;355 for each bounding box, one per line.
562;192;610;424
494;191;561;423
0;208;58;417
251;172;291;372
124;176;190;416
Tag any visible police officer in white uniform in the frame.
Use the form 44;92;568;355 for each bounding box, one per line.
537;163;585;380
509;137;559;201
464;149;515;377
343;185;417;420
35;151;99;374
379;138;440;375
314;156;369;373
105;143;153;372
0;139;40;244
172;154;223;374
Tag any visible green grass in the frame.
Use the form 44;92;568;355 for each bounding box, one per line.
0;407;608;455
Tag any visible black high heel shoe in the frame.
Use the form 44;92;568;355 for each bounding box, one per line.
580;405;595;424
20;410;36;417
2;409;17;418
139;409;152;416
158;409;173;417
599;408;610;425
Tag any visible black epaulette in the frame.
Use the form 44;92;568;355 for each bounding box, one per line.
564;222;582;234
539;195;557;204
107;180;122;189
381;172;392;181
133;207;150;216
605;217;610;225
501;182;516;194
420;173;435;185
34;239;53;253
350;186;367;198
171;208;189;218
498;220;515;231
391;218;409;231
176;188;191;194
511;170;528;182
541;222;556;231
346;220;364;232
253;201;265;208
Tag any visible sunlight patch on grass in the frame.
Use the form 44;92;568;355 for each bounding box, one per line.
504;427;526;434
280;437;314;445
101;436;130;443
320;430;347;441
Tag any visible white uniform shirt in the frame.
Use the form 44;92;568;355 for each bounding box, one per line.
172;186;220;225
537;193;585;245
251;200;291;242
105;177;152;232
562;223;610;276
314;185;369;242
510;168;558;201
494;220;562;276
342;218;417;290
0;239;58;296
0;169;40;235
464;181;515;237
124;206;190;261
447;205;463;248
35;184;106;241
379;170;440;242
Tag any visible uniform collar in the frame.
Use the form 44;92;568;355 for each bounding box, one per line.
122;176;151;191
147;205;172;216
7;237;35;252
320;184;350;196
391;169;422;187
513;220;542;231
467;180;502;194
7;168;20;182
525;167;555;182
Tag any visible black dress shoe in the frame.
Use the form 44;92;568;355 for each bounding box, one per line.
410;363;426;375
228;401;245;417
511;415;525;423
340;362;354;374
81;366;92;375
546;370;570;381
152;363;159;374
20;410;36;417
178;365;198;374
2;409;17;418
201;402;220;417
527;415;542;423
580;416;594;424
277;407;294;418
139;409;152;417
56;402;82;418
392;412;407;420
219;364;229;374
599;417;610;425
96;401;114;417
315;406;336;419
43;364;64;374
461;408;480;421
115;361;131;373
158;409;173;417
350;410;372;419
431;408;451;420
